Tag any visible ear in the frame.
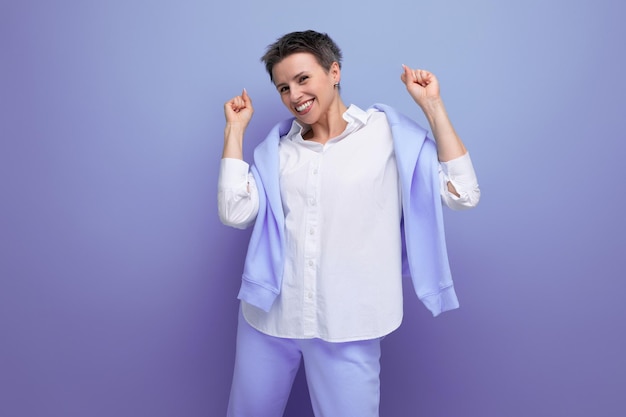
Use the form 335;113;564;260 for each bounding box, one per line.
330;61;341;84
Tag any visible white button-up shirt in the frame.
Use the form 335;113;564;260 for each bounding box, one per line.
218;105;479;342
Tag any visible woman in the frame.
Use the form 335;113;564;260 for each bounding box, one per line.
218;30;479;417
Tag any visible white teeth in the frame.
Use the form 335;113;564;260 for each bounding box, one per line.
296;100;312;112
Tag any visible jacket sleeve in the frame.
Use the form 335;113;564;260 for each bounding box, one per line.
374;103;460;317
237;121;289;312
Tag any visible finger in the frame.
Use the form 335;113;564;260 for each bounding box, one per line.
230;98;239;112
421;69;436;86
229;97;242;113
225;97;238;113
414;69;424;86
416;69;433;87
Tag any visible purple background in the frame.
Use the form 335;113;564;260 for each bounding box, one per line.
1;1;624;416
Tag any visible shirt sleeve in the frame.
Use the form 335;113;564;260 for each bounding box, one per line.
438;152;481;210
217;158;259;229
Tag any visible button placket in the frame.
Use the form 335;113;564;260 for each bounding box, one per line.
302;155;322;336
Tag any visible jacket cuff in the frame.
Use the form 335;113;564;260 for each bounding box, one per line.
420;285;460;317
237;278;279;312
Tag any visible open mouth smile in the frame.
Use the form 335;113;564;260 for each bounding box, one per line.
295;99;314;113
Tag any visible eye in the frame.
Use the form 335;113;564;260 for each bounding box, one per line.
278;85;289;94
299;75;309;83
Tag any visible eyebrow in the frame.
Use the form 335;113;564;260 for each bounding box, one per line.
275;71;308;89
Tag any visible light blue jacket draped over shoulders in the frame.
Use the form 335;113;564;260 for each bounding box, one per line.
237;104;458;317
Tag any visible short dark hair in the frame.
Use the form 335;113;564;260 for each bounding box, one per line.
260;30;343;83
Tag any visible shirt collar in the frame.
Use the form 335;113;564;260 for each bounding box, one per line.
342;104;369;126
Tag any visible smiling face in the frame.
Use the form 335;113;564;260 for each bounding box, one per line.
272;52;340;125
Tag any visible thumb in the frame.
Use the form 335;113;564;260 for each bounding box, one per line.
401;64;414;84
242;88;252;106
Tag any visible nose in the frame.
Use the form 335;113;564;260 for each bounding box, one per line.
289;85;302;103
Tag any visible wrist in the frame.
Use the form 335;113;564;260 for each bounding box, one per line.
417;97;445;118
222;134;244;159
224;123;247;145
225;122;248;136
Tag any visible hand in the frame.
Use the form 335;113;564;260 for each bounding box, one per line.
400;65;441;108
224;88;254;130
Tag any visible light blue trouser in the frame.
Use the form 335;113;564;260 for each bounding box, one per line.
227;310;381;417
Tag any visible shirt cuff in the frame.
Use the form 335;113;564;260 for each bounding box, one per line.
439;152;480;209
219;158;251;189
439;152;474;178
440;153;478;189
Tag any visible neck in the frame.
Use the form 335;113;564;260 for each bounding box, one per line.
305;99;349;144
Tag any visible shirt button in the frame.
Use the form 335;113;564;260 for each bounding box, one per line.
308;260;314;267
309;228;315;235
310;199;317;206
313;168;318;175
307;292;313;299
